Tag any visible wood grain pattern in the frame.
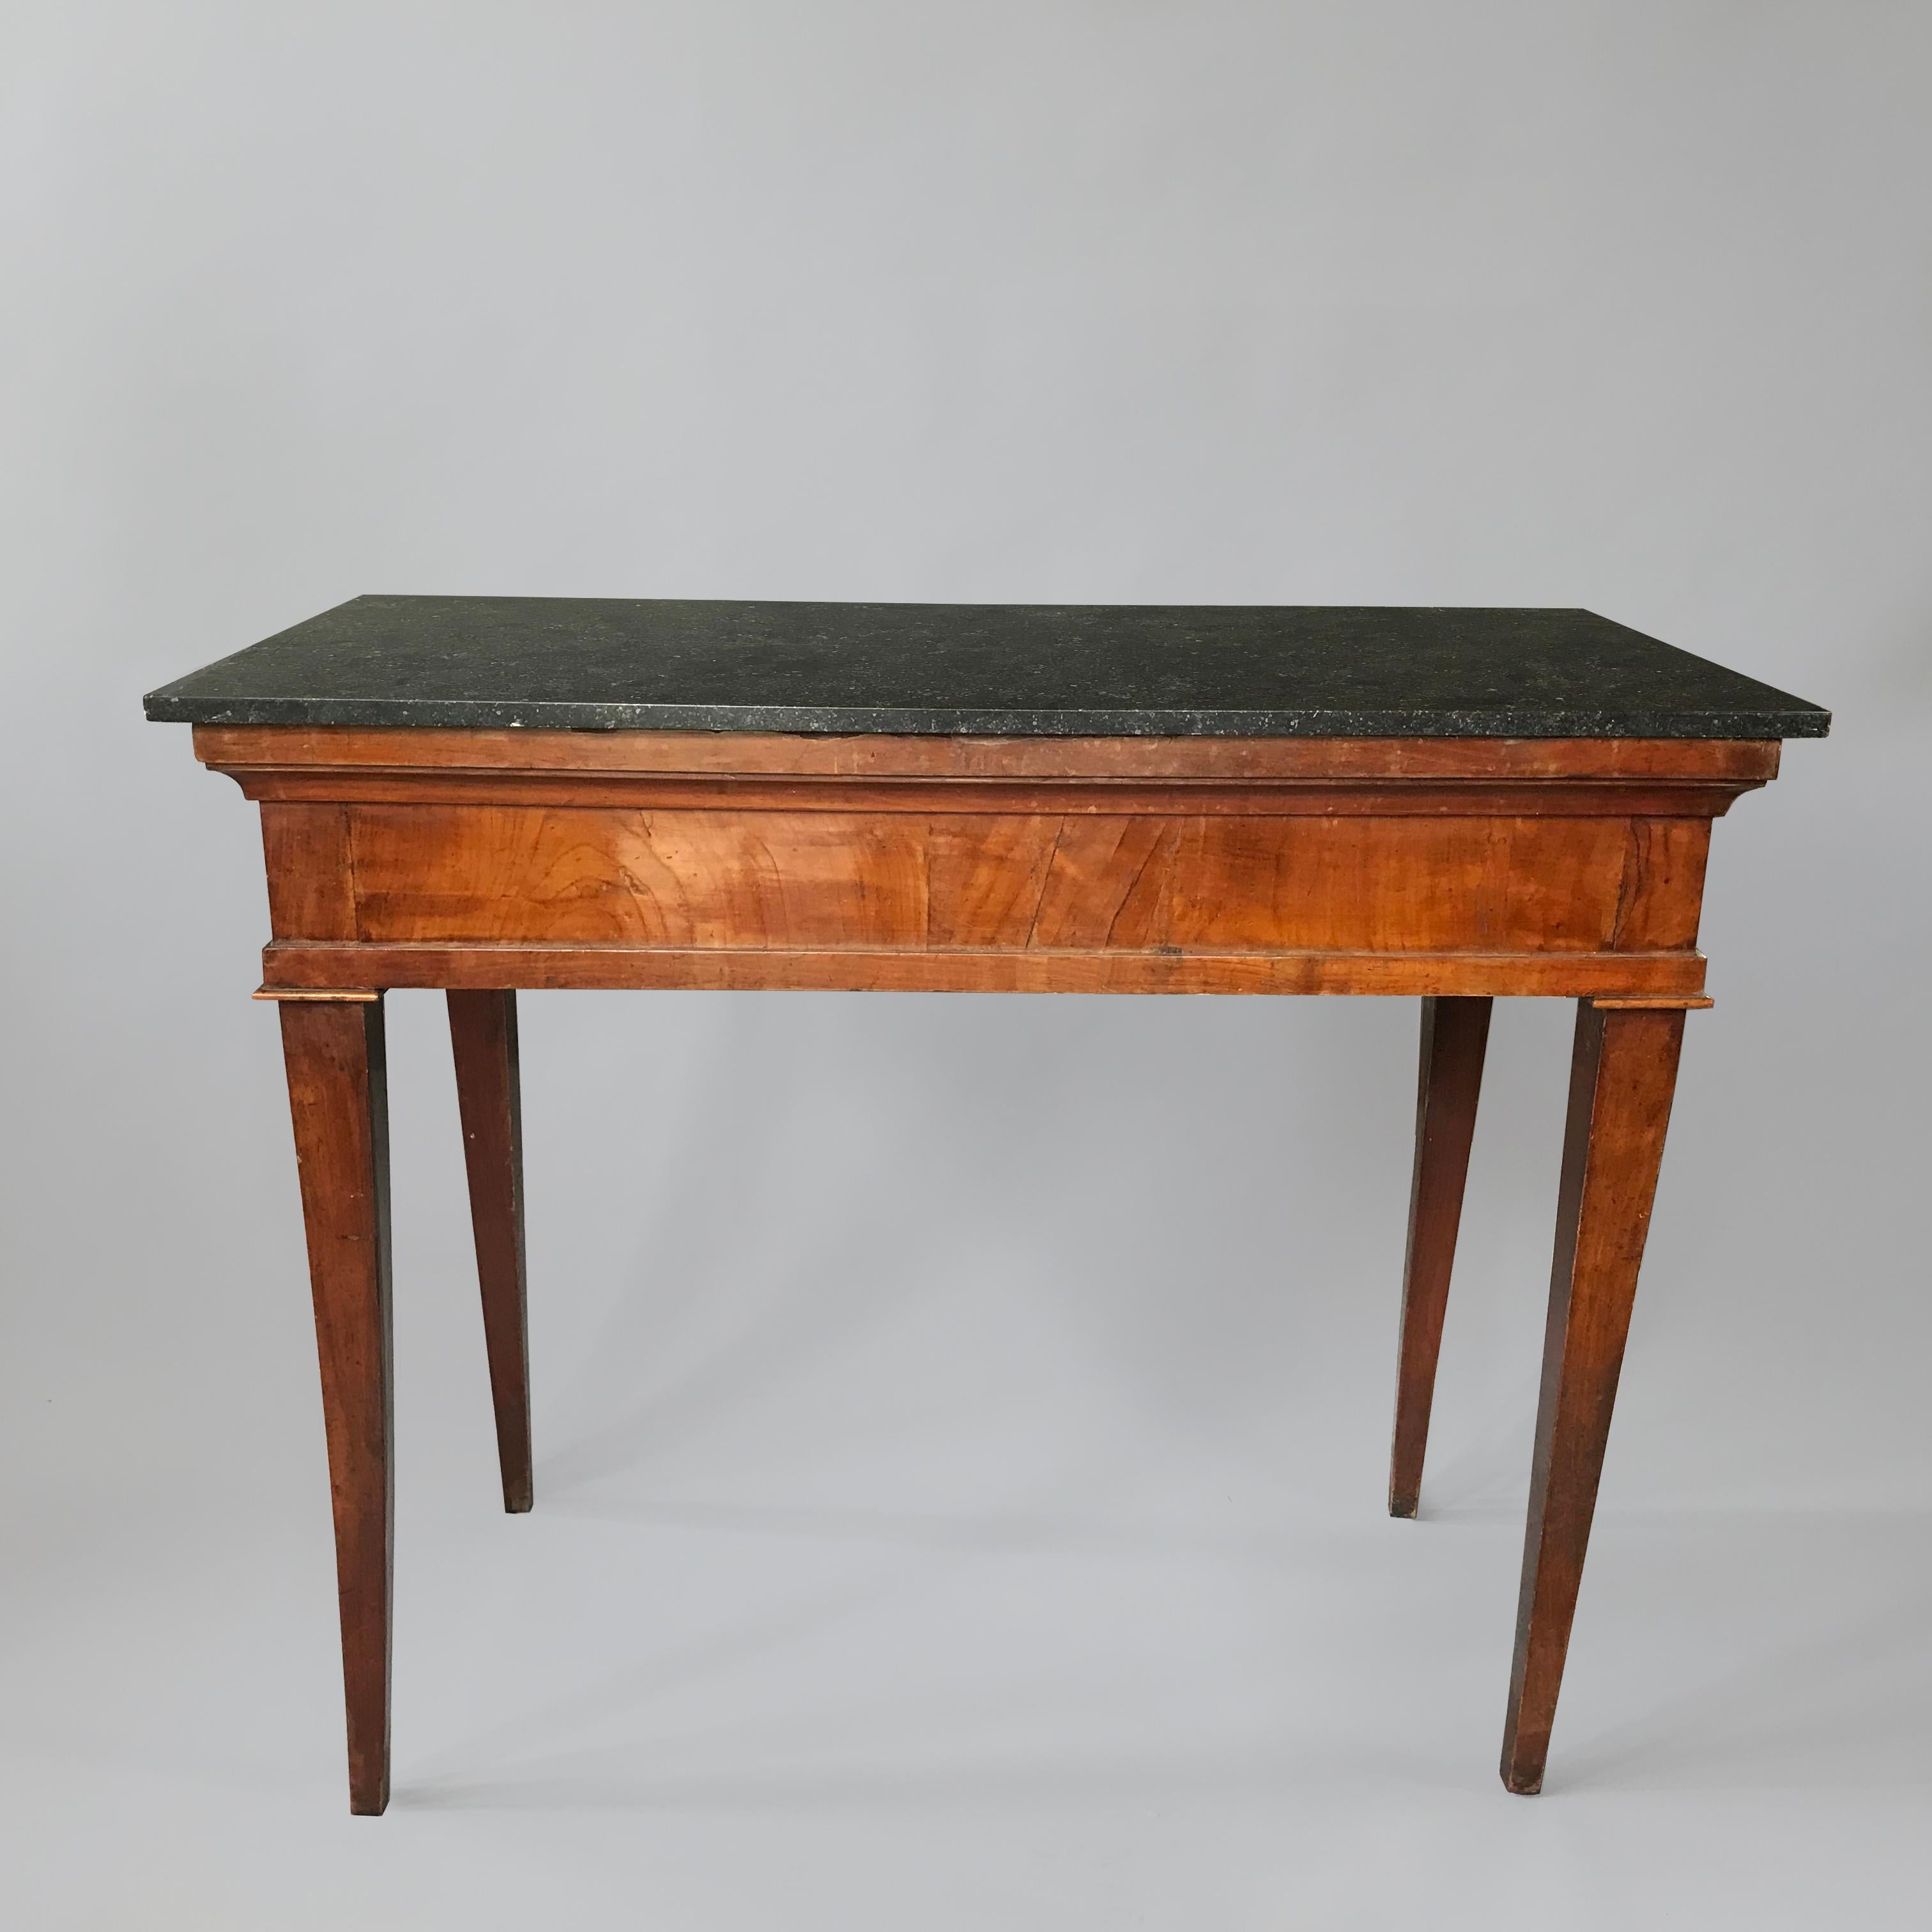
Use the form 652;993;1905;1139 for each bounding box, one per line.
239;730;1726;1016
334;807;1695;957
1609;819;1712;951
447;990;532;1514
261;804;358;940
1388;996;1492;1519
277;995;393;1816
1501;1000;1686;1794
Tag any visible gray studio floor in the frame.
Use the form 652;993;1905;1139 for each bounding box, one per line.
6;990;1928;1930
6;1429;1927;1926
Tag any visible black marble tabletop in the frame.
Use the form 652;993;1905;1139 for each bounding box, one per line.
143;597;1828;739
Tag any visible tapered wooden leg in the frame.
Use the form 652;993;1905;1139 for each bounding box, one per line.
1389;995;1492;1517
279;995;394;1817
1500;1000;1686;1795
447;990;533;1514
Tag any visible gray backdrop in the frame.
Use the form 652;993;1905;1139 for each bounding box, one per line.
3;4;1926;1926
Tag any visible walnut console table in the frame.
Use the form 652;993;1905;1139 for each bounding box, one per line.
145;597;1828;1813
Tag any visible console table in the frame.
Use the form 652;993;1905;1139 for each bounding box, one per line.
145;597;1828;1813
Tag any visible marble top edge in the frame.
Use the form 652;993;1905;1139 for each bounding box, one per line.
142;697;1829;739
142;596;1832;739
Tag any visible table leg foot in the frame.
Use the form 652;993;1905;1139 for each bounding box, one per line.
447;990;533;1514
1499;1000;1685;1795
279;995;394;1816
1388;995;1491;1518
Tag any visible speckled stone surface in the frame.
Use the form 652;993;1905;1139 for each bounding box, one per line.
143;597;1830;739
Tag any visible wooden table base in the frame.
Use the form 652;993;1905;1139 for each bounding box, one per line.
218;726;1747;1812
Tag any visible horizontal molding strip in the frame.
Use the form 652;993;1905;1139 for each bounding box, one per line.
214;770;1761;818
193;725;1782;783
261;942;1709;1000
